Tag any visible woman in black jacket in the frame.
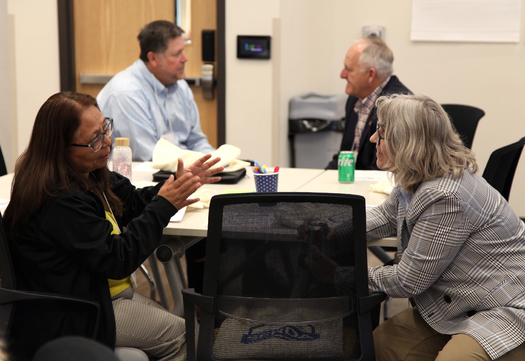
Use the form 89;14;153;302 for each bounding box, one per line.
2;92;223;361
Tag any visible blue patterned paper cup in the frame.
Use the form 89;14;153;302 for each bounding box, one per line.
254;172;279;192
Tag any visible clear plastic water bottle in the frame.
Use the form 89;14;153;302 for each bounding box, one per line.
113;137;132;180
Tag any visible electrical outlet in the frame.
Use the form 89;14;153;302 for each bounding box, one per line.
362;25;385;39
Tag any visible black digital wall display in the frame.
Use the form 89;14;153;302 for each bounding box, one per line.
237;35;271;59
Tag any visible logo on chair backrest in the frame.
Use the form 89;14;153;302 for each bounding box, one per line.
241;324;320;344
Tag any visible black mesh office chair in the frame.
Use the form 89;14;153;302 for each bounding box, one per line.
182;192;385;361
482;137;525;202
0;145;7;177
0;212;100;341
0;211;148;361
441;104;485;149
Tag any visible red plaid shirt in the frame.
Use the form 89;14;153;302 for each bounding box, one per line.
352;76;390;154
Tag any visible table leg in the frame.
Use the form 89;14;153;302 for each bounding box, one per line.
147;254;170;310
156;236;204;316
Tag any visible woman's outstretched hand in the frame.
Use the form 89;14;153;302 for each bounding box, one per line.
176;154;223;185
157;154;224;210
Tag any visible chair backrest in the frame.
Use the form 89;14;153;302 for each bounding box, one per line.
0;213;148;361
0;212;17;338
194;192;378;361
0;211;103;350
0;145;7;177
0;213;15;289
482;137;525;201
441;104;485;149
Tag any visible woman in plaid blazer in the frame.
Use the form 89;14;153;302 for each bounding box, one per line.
357;94;525;360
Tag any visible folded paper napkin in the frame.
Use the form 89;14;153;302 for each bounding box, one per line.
369;177;395;195
152;138;250;173
187;189;219;211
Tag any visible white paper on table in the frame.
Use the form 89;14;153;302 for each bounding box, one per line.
355;170;391;182
170;206;187;222
133;162;155;172
0;199;9;213
133;181;157;188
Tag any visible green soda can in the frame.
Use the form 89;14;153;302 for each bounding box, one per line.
338;151;355;183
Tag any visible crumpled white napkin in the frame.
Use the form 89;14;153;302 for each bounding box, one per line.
187;189;219;211
369;177;395;195
152;138;250;173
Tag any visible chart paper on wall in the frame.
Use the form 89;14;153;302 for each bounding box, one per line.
411;0;522;43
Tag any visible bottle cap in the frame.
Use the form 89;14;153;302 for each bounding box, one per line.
115;137;129;147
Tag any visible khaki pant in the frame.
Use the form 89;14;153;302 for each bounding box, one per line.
374;307;525;361
112;287;187;361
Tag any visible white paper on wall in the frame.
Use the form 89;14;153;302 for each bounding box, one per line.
411;0;522;43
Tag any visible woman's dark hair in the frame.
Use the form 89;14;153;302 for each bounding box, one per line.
3;92;122;239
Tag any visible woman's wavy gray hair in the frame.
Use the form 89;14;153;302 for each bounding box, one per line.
376;94;478;193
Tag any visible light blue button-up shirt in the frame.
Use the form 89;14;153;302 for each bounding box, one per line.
97;60;215;161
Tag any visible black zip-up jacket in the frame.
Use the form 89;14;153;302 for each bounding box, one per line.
9;172;175;361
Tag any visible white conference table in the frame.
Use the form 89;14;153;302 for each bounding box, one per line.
295;169;390;206
0;164;391;235
293;169;396;246
133;163;394;314
0;173;12;213
133;163;331;313
132;162;328;238
0;163;395;314
133;163;393;238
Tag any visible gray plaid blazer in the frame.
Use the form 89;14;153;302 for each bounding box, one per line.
367;170;525;360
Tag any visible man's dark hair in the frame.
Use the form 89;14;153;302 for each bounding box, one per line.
138;20;184;62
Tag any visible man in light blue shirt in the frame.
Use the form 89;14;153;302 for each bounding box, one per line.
97;20;215;161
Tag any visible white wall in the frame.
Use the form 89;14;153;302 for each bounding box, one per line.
0;0;12;172
226;0;525;217
4;0;60;172
4;0;525;216
225;0;281;165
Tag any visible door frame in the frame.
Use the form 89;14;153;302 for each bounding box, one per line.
56;0;226;146
57;0;75;92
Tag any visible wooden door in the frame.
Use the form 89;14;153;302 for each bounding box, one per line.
181;0;217;147
73;0;218;147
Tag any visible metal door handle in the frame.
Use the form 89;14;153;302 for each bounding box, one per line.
201;64;214;100
185;64;214;100
79;74;113;84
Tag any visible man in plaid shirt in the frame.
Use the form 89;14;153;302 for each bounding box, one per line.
326;37;411;170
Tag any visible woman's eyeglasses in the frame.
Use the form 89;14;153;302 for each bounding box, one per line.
376;124;388;146
71;117;113;152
